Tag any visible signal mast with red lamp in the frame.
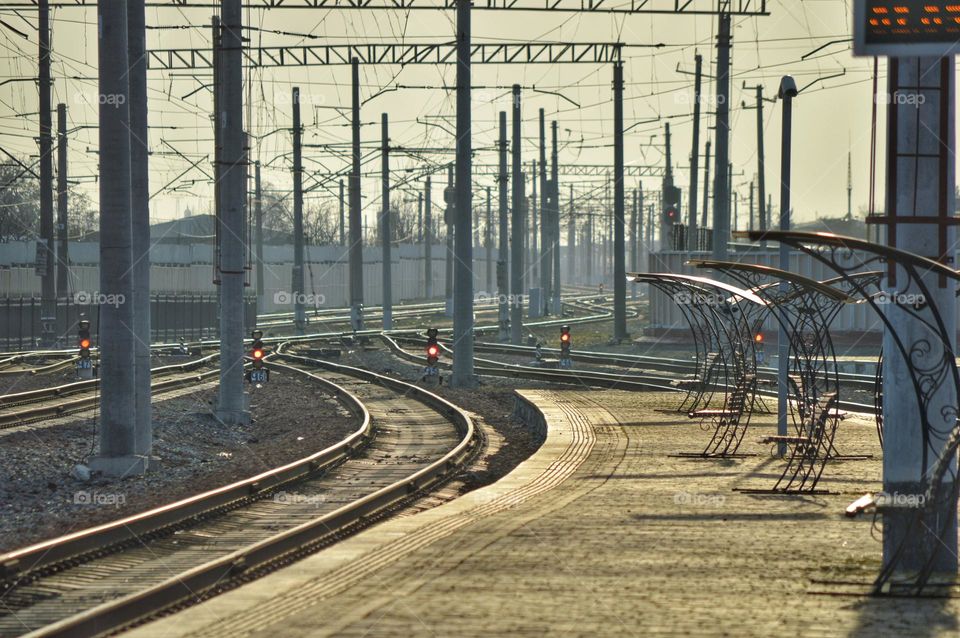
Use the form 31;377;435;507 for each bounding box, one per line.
77;319;94;379
248;329;269;384
754;332;765;364
423;328;441;383
559;325;573;369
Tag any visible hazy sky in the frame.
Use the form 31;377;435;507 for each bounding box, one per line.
0;1;916;232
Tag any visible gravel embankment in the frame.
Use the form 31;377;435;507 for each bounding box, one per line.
0;368;356;553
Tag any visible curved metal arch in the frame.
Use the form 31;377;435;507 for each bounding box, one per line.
630;272;768;456
632;274;727;413
737;229;960;594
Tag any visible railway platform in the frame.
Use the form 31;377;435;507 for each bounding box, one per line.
126;390;959;637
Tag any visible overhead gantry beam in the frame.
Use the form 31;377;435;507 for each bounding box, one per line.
147;42;624;70
471;163;664;177
0;0;768;14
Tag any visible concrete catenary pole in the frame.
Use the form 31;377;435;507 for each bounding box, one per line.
424;176;433;299
497;111;510;342
882;57;957;576
688;53;702;252
567;184;575;284
349;58;364;331
585;208;593;282
418;192;424;243
755;86;767;247
638;183;645;270
215;0;249;425
339;178;345;246
701;139;711;232
551;120;561;315
255;161;265;313
486;186;493;293
510;85;524;345
381;113;393;330
530;160;538;304
538;110;549;313
38;0;55;344
613;61;627;341
292;87;306;334
128;0;151;455
712;11;732;260
451;0;475;387
92;0;140;475
662;122;674;248
630;188;638;299
56;103;68;299
445;163;454;316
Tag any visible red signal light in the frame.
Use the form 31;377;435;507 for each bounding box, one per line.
79;338;91;349
253;348;264;360
560;333;570;343
755;333;764;344
427;345;439;357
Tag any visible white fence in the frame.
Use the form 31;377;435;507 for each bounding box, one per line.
0;241;609;312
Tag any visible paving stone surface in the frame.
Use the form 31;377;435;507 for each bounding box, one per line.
126;390;959;637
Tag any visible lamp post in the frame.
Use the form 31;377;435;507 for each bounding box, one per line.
776;75;798;457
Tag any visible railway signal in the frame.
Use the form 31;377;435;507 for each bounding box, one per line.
423;327;441;383
77;319;93;379
248;329;269;384
559;325;573;369
754;332;765;364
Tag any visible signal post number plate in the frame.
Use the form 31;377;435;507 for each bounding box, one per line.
250;369;269;384
854;1;960;57
77;359;92;370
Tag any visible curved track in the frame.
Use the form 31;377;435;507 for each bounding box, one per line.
0;351;476;638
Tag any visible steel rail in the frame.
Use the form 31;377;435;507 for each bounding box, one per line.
4;348;476;638
0;361;370;586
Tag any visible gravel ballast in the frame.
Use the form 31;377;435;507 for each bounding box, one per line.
0;367;356;553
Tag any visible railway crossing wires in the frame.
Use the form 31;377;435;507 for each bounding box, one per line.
248;329;270;386
559;325;573;370
422;328;442;385
77;319;94;380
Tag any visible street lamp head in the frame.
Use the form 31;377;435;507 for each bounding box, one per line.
779;75;798;99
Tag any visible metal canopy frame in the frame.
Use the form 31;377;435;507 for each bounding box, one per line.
690;259;857;493
737;229;960;594
630;271;767;457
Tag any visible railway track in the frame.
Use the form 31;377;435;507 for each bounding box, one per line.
383;333;879;414
380;333;677;392
0;354;221;430
0;348;477;638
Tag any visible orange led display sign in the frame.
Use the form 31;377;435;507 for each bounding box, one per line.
855;0;960;55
